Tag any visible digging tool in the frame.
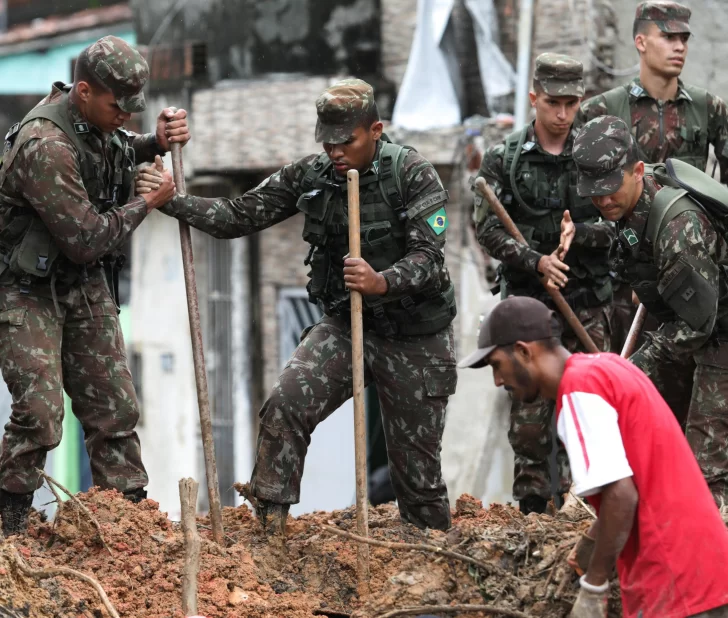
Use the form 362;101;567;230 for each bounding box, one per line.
347;169;370;595
179;478;201;616
169;113;225;547
620;304;647;358
474;177;599;353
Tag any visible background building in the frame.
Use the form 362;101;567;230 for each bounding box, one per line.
0;0;721;518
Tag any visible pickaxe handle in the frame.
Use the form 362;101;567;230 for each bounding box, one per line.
620;303;647;358
474;177;600;354
169;107;225;546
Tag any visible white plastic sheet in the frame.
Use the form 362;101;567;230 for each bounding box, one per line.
465;0;516;109
392;0;515;130
392;0;461;130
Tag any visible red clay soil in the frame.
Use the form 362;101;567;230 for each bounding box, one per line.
1;489;622;618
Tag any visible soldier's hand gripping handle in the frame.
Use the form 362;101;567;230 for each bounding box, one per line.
136;155;165;194
140;155;175;212
474;177;600;354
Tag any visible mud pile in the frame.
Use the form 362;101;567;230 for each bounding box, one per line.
3;489;620;617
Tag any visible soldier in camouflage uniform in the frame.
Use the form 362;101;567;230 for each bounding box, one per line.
0;36;189;534
472;54;614;514
139;79;457;533
581;1;728;352
571;115;728;505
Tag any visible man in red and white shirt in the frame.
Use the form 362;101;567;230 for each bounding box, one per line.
459;296;728;618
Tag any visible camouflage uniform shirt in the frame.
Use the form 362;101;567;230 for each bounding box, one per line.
616;176;728;372
0;83;162;285
475;123;614;296
581;78;728;179
165;142;450;310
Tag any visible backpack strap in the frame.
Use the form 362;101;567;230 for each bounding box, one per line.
0;91;97;190
646;186;703;260
378;140;411;221
503;125;551;216
300;152;332;192
682;85;709;148
602;85;632;127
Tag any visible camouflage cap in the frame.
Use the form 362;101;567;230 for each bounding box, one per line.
533;53;584;97
84;36;149;113
315;78;376;144
573;116;638;197
634;1;691;34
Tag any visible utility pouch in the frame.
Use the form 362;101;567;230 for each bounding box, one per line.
306;246;330;301
10;217;60;278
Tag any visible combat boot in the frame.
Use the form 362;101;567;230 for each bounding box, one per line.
519;495;548;515
257;500;289;536
123;488;148;504
0;489;33;536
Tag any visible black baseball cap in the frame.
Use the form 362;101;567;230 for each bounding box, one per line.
458;297;562;369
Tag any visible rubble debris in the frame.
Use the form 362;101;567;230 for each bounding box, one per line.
2;488;626;617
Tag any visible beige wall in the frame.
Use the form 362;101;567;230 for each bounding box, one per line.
612;0;728;100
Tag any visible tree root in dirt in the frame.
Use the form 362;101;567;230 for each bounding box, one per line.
322;525;496;574
370;605;533;618
38;469;113;556
10;546;120;618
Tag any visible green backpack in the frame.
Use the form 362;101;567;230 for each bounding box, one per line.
645;158;728;251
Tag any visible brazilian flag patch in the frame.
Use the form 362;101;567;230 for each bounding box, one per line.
427;207;449;235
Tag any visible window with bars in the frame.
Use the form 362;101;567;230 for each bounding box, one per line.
203;236;236;508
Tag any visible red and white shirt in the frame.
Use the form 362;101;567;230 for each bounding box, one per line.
556;353;728;618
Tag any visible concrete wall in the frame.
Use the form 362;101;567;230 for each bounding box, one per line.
531;0;619;95
132;0;380;83
612;0;728;99
129;211;200;518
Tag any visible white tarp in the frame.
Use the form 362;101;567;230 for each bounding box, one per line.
465;0;516;108
392;0;515;130
392;0;460;130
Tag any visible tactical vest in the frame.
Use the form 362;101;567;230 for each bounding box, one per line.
296;139;456;337
497;126;612;306
602;83;709;170
616;161;728;327
0;83;136;285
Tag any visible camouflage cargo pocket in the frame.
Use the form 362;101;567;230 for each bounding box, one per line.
0;306;54;377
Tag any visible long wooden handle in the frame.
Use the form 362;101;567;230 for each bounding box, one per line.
179;478;201;616
620;303;647;358
169;114;225;547
347;169;370;595
474;178;599;354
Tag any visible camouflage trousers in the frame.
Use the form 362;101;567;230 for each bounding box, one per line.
633;335;728;505
0;270;148;495
249;315;457;531
509;303;612;501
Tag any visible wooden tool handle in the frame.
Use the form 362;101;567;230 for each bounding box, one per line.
620;303;647;358
168;108;224;546
474;178;600;354
347;169;370;595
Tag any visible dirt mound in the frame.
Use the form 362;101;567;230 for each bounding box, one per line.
6;489;620;617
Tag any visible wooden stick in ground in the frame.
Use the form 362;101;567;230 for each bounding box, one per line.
179;478;201;616
38;470;112;555
11;546;120;618
620;303;648;358
375;605;532;618
323;525;493;574
169;120;224;547
474;177;599;353
346;169;370;595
